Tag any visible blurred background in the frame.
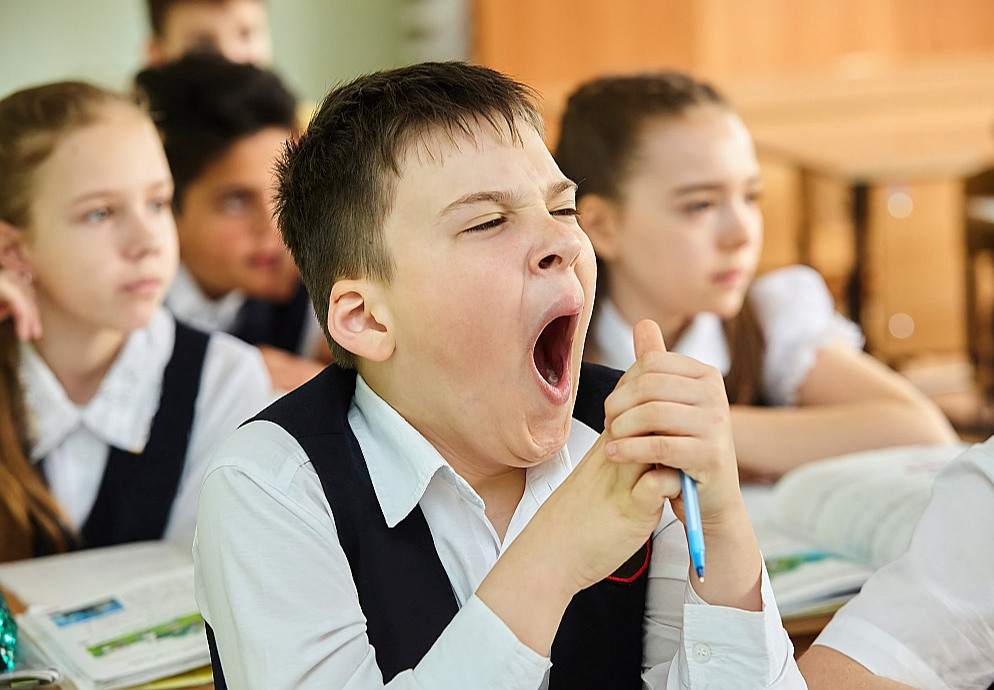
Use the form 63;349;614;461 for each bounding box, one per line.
5;0;994;432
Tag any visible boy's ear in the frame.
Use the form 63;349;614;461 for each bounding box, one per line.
327;279;395;362
577;194;621;260
0;221;31;276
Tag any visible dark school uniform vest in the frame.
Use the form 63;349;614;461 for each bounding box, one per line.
230;281;312;354
207;362;650;689
34;322;210;555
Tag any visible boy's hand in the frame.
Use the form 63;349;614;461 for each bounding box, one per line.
604;319;763;608
605;319;742;528
0;268;41;341
519;321;697;594
478;320;762;656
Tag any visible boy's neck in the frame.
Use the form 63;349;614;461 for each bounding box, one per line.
358;363;529;542
463;465;527;544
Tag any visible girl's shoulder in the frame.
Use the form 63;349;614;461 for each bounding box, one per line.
196;328;273;408
748;265;851;339
748;265;833;312
156;309;273;417
748;265;864;405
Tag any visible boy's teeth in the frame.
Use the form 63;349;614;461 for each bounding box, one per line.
545;366;559;386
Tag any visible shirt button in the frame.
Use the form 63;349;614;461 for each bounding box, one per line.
692;643;712;663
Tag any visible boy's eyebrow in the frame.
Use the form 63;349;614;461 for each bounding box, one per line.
439;179;578;217
672;175;763;196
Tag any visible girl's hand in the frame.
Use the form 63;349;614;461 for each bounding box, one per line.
0;269;41;340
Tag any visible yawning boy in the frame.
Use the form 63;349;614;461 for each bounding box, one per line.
194;61;805;689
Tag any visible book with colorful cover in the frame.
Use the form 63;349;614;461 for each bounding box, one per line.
0;542;211;690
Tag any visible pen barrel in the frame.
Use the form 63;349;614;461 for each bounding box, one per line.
679;471;706;571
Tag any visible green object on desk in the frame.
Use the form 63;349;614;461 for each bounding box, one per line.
0;592;16;672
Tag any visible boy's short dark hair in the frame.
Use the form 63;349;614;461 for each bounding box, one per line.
554;72;728;202
274;61;544;369
133;52;296;209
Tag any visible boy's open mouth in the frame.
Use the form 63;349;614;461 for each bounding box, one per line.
533;314;576;389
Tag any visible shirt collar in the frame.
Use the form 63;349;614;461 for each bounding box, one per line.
22;308;175;460
348;374;592;529
592;299;730;374
164;263;246;333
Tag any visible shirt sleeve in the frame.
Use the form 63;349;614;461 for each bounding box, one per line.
749;265;864;406
812;440;994;690
193;421;551;690
641;509;806;688
163;332;273;552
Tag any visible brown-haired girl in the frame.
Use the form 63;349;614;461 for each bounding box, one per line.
555;72;957;476
0;81;272;561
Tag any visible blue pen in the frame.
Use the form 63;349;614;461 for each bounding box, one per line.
680;471;706;582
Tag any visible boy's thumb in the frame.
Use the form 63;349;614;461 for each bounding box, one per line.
633;319;667;359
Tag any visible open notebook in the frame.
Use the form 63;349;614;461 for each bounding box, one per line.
743;442;968;618
0;542;211;690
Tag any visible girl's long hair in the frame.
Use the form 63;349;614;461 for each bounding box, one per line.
0;81;135;560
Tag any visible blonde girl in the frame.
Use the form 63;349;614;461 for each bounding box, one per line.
0;82;272;561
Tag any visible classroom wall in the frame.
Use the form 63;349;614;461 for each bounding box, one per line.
0;0;408;103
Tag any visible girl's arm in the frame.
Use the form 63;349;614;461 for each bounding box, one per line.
731;343;958;475
798;646;917;690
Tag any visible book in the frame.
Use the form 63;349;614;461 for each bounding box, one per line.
770;443;967;569
0;542;211;690
743;442;968;619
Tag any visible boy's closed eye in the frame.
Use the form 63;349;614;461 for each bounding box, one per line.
464;206;579;234
464;216;506;233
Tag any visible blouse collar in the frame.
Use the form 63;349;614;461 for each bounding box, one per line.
22;309;175;460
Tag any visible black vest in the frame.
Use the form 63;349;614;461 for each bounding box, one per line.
230;281;311;354
207;362;649;689
36;322;210;554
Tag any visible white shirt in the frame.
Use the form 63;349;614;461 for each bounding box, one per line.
194;375;805;689
165;262;324;357
165;263;246;335
813;437;994;690
593;265;864;405
21;308;273;553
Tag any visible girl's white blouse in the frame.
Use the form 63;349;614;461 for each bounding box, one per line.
20;307;273;551
592;265;864;405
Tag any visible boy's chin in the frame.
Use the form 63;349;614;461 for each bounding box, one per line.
521;421;572;464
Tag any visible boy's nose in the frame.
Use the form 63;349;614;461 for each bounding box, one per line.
532;217;583;273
